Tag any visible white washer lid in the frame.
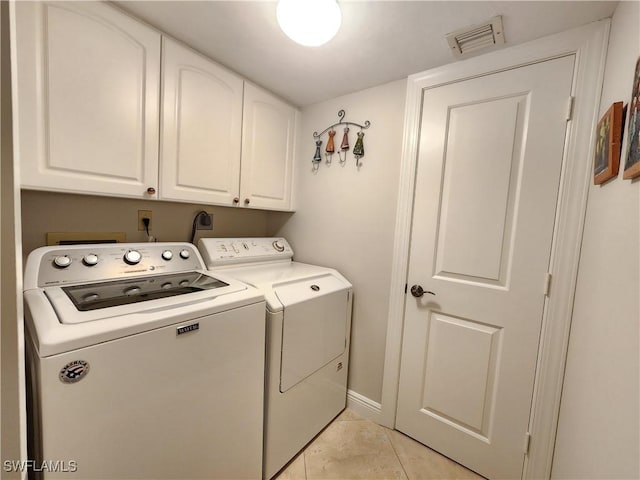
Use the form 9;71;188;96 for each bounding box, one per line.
44;272;249;324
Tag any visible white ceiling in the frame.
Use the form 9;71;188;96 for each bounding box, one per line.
114;1;617;107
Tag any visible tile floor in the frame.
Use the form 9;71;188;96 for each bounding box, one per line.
274;409;484;480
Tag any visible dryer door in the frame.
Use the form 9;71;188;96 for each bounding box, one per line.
275;274;350;392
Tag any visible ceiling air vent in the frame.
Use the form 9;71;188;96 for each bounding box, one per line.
446;16;505;57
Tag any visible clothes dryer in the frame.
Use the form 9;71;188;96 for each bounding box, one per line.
198;237;352;479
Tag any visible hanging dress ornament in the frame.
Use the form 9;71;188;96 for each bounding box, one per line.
353;131;365;166
311;110;370;169
313;139;323;162
325;129;336;163
339;127;350;162
313;139;323;171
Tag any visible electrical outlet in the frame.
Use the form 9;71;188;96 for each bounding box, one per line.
196;212;213;230
138;210;153;231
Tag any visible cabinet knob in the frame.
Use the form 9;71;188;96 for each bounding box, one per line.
233;197;240;204
146;187;156;195
244;198;250;205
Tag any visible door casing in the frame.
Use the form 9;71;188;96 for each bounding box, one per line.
378;20;610;480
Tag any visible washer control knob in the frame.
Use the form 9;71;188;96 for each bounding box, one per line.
82;293;99;302
124;286;141;296
53;255;72;268
83;254;99;266
179;249;190;259
123;250;142;265
272;240;285;252
161;250;173;261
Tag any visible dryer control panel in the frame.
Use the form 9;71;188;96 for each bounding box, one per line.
199;237;294;267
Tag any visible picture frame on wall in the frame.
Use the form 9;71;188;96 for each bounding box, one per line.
593;101;624;185
623;56;640;180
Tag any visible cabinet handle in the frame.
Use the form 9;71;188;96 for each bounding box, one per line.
146;187;156;195
244;198;250;205
233;197;240;204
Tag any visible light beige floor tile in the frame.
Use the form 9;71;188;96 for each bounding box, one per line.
304;419;408;480
273;452;307;480
335;408;363;422
385;429;484;480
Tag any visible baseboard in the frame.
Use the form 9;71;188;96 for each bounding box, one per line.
346;389;384;424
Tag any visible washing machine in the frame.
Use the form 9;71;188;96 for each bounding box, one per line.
198;237;352;479
23;242;266;479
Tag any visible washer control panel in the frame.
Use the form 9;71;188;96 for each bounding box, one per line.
198;237;293;267
33;243;205;287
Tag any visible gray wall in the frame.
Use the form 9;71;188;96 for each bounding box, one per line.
552;2;640;477
270;79;406;403
21;190;271;259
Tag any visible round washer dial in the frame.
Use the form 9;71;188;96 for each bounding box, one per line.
83;254;99;266
123;250;142;265
53;255;72;268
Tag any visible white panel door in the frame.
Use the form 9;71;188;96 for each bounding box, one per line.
14;1;160;199
396;56;575;479
240;83;296;211
160;37;243;205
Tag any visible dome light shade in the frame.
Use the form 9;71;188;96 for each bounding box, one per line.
276;0;342;47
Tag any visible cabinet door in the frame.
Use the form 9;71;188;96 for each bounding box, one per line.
14;2;160;199
240;84;296;211
160;38;243;205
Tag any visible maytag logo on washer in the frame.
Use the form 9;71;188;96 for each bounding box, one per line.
176;322;199;336
59;360;90;384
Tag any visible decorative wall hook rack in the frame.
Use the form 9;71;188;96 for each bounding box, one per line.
312;110;371;167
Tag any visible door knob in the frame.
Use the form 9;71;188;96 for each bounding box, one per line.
410;285;436;298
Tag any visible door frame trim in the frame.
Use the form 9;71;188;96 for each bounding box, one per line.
381;20;610;479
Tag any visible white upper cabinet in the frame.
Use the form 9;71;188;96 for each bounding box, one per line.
13;2;297;211
14;1;161;199
160;38;244;206
241;83;296;211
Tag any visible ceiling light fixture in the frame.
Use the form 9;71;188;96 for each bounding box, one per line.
276;0;342;47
